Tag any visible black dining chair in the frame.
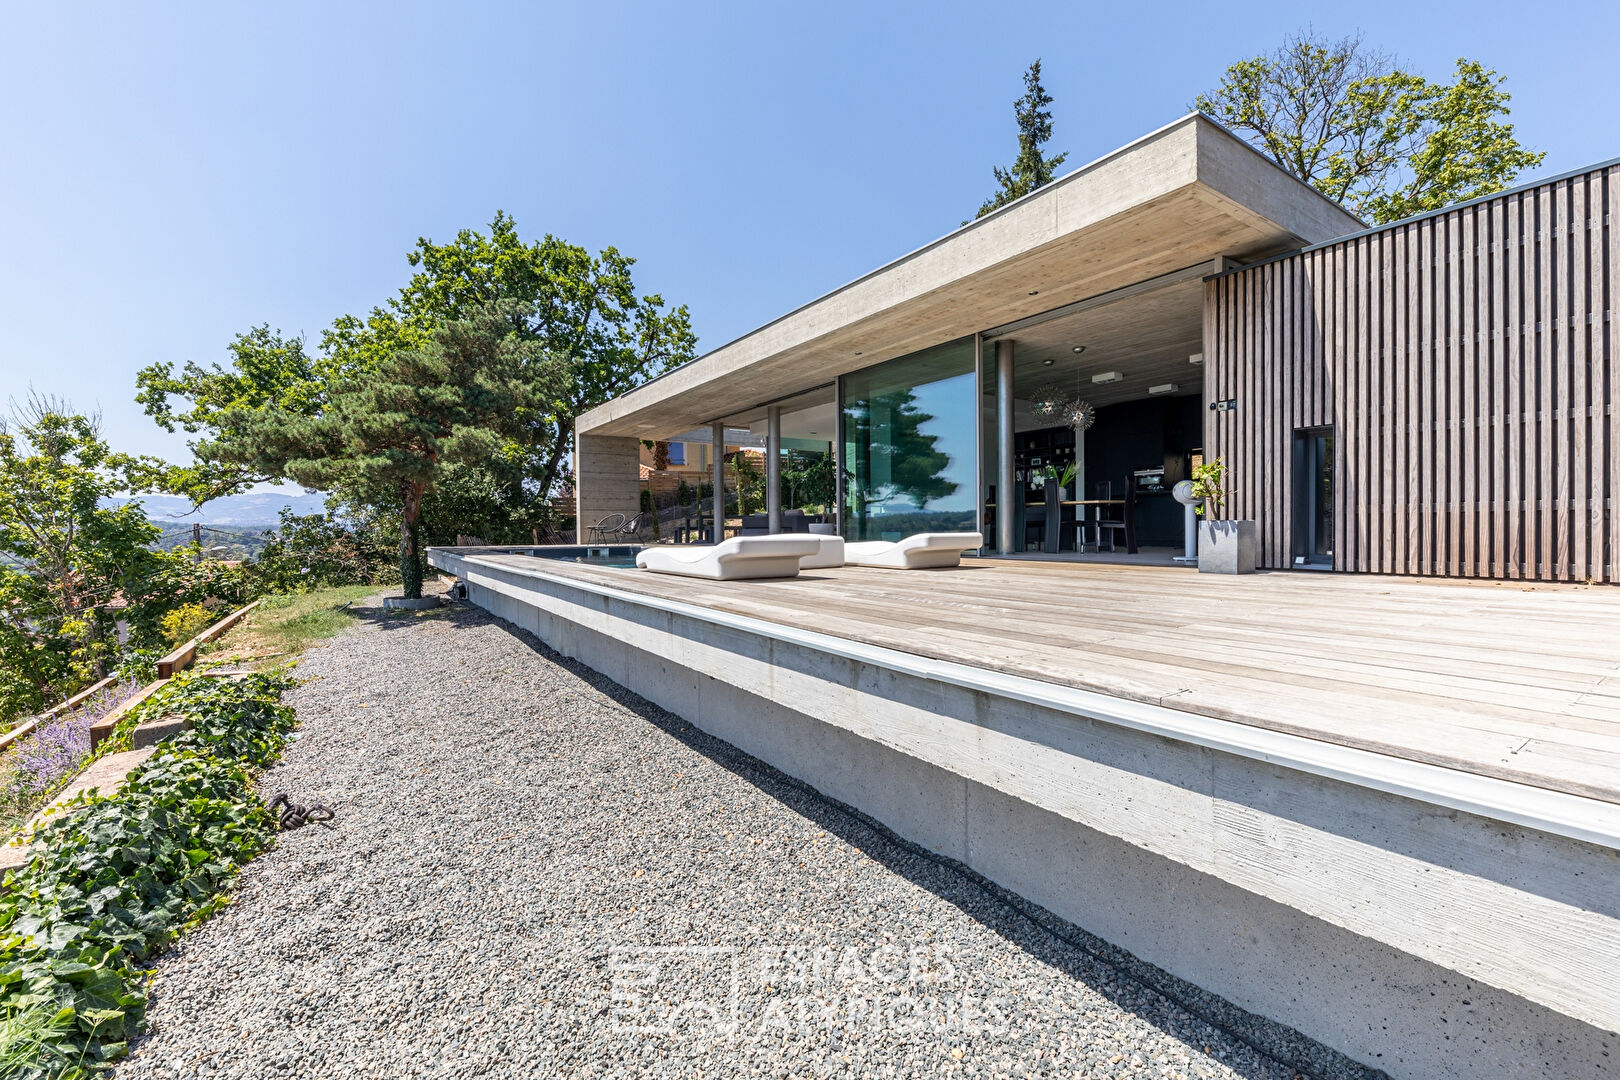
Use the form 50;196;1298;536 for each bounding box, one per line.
1091;482;1128;553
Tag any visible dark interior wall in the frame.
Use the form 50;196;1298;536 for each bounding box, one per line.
1084;396;1203;547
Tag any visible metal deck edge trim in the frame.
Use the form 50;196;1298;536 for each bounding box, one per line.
437;551;1620;851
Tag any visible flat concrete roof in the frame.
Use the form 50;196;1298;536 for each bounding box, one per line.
578;113;1362;439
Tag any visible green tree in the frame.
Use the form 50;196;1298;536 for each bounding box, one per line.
384;213;697;504
250;507;399;593
135;325;351;504
782;449;836;512
1196;32;1544;223
975;59;1069;220
136;214;696;541
0;402;166;717
201;303;562;598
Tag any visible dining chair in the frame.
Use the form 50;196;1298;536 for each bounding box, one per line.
1094;481;1127;553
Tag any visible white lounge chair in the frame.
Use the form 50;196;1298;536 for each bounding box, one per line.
635;535;821;580
842;532;983;570
799;535;845;569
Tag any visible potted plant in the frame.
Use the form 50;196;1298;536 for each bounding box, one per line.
1190;458;1256;574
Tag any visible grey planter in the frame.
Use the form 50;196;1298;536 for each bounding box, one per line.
1197;519;1258;574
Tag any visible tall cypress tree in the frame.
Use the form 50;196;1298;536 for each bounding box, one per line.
975;60;1069;219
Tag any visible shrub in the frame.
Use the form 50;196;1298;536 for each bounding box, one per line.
157;604;212;646
0;679;142;828
249;509;398;594
10;718;90;796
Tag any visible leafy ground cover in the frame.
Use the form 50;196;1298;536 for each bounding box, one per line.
0;672;296;1078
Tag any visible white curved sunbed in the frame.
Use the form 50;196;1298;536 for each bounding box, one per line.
799;535;845;569
842;531;983;570
635;535;821;580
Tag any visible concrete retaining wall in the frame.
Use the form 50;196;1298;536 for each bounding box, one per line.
433;549;1620;1079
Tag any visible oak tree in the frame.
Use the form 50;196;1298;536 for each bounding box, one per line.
1197;32;1544;223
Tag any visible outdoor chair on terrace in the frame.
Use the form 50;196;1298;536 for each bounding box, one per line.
615;513;653;542
585;512;626;543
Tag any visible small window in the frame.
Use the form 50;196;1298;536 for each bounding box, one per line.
1290;427;1334;568
667;442;685;466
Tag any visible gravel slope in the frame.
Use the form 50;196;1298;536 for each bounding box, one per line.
118;599;1375;1080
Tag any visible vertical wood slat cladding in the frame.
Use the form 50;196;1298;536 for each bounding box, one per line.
1206;165;1617;583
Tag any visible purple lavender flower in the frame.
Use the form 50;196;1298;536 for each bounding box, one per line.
6;677;141;795
68;677;142;727
14;715;91;794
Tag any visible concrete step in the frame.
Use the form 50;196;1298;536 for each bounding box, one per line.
131;713;190;749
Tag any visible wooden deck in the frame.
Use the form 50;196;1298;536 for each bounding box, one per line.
473;554;1620;805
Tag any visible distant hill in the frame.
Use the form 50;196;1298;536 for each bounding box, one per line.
102;491;329;527
152;522;270;559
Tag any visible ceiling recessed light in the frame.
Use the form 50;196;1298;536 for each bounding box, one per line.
854;351;863;356
1072;346;1086;355
1027;290;1039;296
1042;358;1055;366
1092;371;1123;384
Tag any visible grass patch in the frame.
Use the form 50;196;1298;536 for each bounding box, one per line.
201;586;378;669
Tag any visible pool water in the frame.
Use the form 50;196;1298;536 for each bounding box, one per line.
521;545;640;569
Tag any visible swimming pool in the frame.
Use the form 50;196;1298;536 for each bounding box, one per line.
519;545;641;568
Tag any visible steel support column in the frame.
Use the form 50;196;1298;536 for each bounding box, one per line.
711;422;725;545
996;340;1017;554
766;405;782;533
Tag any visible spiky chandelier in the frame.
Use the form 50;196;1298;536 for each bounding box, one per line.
1030;385;1097;431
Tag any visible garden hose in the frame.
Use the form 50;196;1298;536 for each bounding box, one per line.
266;792;335;830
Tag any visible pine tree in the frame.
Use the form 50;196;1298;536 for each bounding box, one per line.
202;302;560;598
975;60;1069;219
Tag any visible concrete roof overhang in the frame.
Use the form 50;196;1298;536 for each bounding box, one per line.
578;113;1361;440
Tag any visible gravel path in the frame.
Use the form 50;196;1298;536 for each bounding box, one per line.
119;599;1375;1080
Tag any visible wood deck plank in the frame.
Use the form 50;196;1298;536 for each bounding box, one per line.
472;555;1620;803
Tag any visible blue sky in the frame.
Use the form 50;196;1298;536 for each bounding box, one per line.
3;1;1615;470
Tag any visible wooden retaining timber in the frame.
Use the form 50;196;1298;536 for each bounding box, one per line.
0;601;262;755
1206;162;1618;582
156;599;261;678
86;679;171;750
0;675;119;755
2;599;267;870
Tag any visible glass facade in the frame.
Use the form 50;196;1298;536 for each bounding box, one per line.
840;338;978;542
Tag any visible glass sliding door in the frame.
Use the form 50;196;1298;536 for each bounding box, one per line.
840;338;978;542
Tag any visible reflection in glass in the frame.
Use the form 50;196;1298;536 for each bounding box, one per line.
1314;432;1334;558
781;445;835;513
840;339;977;541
